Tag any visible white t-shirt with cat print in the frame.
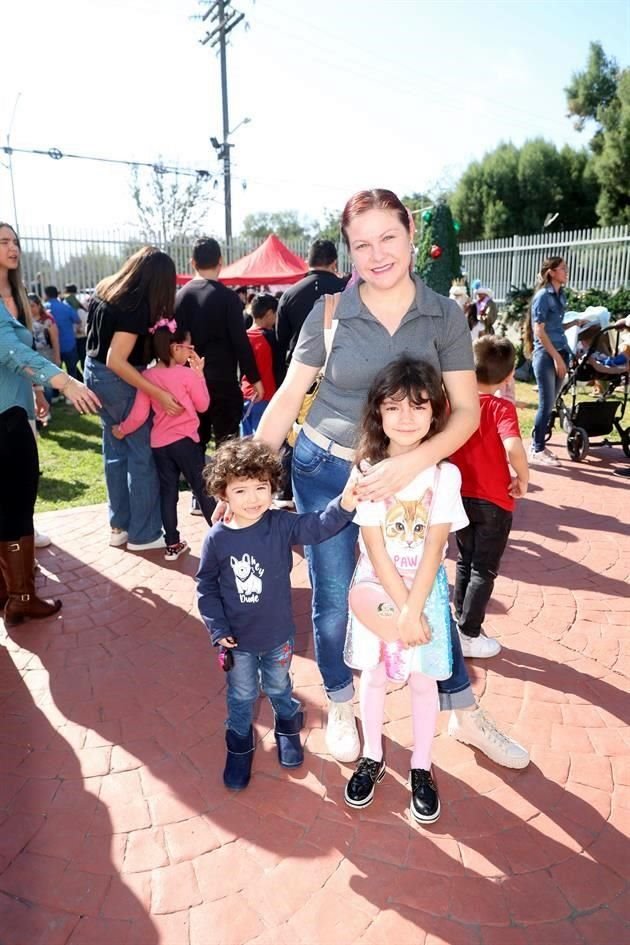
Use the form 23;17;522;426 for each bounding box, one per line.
354;462;468;575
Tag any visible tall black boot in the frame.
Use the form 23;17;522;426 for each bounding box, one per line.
223;727;255;791
0;537;62;628
274;711;304;768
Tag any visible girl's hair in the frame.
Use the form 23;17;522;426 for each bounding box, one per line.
151;324;189;366
523;256;565;357
96;246;176;325
0;223;32;329
356;355;449;465
341;189;410;248
204;438;283;497
27;293;48;319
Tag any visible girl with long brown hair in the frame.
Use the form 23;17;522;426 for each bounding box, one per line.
526;257;586;465
83;246;180;550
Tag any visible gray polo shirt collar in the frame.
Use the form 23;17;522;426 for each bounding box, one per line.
336;274;444;326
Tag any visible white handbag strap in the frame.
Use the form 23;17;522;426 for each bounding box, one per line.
322;293;340;368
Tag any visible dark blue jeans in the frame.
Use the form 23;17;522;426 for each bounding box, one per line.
152;437;216;545
83;357;163;544
292;430;474;710
226;639;300;736
532;347;570;452
454;498;512;637
61;345;80;381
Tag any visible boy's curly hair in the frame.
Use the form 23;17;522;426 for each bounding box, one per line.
204;437;284;497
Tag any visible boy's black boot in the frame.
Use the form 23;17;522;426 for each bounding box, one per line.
274;711;304;767
223;727;255;790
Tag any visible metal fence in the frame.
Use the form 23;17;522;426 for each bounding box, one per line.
459;225;630;303
17;225;349;293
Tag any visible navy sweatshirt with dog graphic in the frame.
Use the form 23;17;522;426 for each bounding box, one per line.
196;497;354;652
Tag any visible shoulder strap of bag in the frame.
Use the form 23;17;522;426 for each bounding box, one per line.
322;293;341;363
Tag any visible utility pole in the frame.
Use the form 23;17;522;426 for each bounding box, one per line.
199;0;245;256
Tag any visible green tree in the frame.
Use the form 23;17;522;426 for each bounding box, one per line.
417;201;462;296
565;43;629;224
313;208;341;243
130;163;211;244
240;211;314;242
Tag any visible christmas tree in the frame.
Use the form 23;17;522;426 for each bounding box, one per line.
417;201;462;297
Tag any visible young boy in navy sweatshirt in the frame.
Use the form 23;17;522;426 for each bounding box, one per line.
196;438;357;790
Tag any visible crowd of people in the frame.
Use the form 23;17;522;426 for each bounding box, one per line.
1;189;627;822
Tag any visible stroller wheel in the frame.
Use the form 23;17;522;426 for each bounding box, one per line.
567;427;589;462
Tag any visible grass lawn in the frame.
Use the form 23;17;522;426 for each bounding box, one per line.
36;383;541;513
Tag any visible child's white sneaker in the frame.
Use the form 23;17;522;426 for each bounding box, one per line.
448;706;529;769
458;631;501;658
326;700;360;763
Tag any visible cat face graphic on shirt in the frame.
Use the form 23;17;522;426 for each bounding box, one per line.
382;490;432;571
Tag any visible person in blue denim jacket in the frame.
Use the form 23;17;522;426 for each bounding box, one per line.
525;257;587;465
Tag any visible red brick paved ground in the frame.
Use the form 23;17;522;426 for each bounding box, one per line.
1;442;629;945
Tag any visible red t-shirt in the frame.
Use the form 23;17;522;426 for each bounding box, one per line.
450;393;521;512
241;328;276;402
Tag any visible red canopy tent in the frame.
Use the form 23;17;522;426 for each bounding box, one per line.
218;234;308;286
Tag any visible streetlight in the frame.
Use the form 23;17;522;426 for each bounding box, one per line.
210;117;251;254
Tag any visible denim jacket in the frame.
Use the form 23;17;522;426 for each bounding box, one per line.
531;285;568;353
0;302;61;419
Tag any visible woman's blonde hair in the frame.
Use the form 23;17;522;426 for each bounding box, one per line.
96;246;176;324
0;223;32;330
523;256;565;357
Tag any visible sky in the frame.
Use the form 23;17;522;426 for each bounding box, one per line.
1;0;629;239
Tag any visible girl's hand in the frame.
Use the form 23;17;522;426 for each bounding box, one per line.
211;499;233;525
188;351;205;375
62;378;101;414
356;451;423;503
397;605;431;647
156;389;184;417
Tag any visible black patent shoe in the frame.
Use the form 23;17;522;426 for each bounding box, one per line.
409;768;440;824
344;756;386;808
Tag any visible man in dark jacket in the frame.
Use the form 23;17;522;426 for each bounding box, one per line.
276;239;347;366
175;238;263;454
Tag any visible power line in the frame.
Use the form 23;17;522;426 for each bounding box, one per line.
0;144;213;179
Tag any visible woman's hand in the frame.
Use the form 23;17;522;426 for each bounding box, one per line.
355;450;423;503
211;499;233;525
156;388;184;417
62;378;101;414
553;355;567;381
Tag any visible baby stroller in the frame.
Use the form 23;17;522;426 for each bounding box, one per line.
546;319;629;462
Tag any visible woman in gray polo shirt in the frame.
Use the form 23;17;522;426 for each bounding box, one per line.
256;189;529;771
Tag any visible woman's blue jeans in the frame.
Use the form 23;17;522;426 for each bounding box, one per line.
83;357;163;544
227;639;300;736
292;430;474;710
532;347;570;452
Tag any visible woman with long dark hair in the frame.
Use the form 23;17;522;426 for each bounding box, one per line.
83;246;180;550
0;223;100;627
254;189;529;771
524;257;585;465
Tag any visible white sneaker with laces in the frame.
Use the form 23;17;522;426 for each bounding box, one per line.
458;631;501;658
529;446;559;466
448;707;529;769
109;529;128;547
34;530;51;549
127;536;166;552
326;700;360;763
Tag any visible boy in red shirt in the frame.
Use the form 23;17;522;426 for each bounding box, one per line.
240;294;284;436
450;337;529;658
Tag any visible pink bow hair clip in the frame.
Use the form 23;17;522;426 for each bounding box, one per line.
149;318;177;335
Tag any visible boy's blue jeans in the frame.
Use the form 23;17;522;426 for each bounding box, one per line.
226;639;301;736
532;347;570;452
291;430;474;710
83;357;163;544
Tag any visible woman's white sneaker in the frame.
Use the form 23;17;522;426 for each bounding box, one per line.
109;529;128;547
448;707;529;769
326;700;360;763
529;446;559;466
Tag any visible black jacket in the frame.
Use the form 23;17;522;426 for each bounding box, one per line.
276;269;347;365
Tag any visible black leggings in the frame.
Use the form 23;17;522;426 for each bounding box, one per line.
0;407;39;541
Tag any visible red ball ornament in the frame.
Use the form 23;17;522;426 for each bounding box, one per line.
430;244;442;259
